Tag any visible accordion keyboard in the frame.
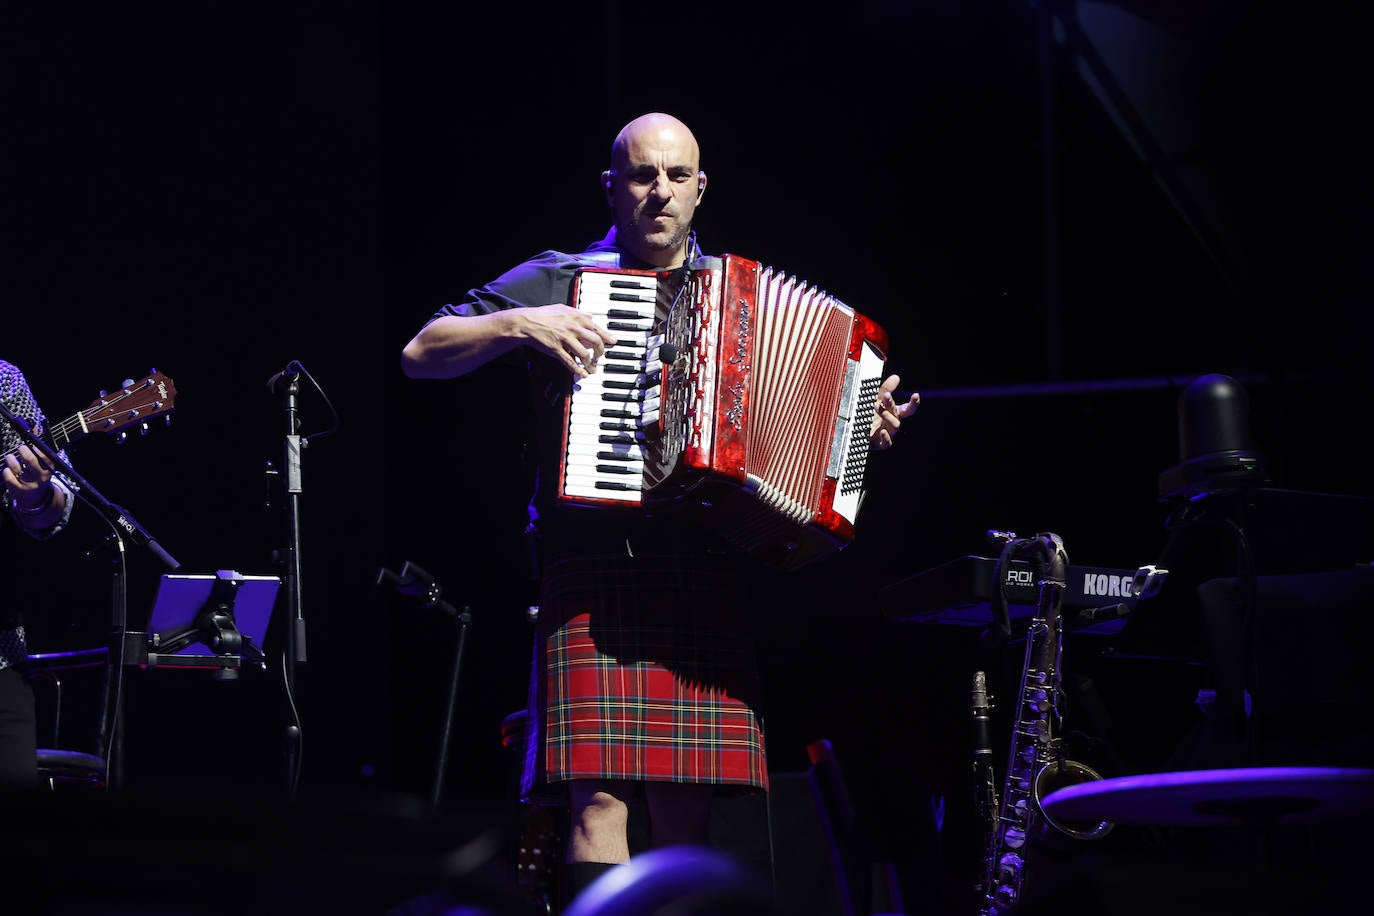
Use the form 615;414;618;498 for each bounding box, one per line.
561;270;664;504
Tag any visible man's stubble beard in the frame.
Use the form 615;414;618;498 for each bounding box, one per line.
622;212;691;260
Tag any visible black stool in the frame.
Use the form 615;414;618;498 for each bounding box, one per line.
25;647;109;792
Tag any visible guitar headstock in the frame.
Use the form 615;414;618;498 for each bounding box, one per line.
84;370;177;439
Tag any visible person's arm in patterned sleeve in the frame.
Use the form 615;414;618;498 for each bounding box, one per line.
0;360;75;539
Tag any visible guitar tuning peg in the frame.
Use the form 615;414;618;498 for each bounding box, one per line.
98;390;109;399
116;431;128;444
164;415;173;428
140;422;150;436
121;378;134;390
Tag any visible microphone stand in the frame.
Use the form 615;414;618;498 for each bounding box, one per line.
376;561;473;811
95;530;128;790
268;363;308;800
0;402;181;573
0;401;181;791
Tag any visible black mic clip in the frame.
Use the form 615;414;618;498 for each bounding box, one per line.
376;560;462;617
266;361;302;396
83;531;124;561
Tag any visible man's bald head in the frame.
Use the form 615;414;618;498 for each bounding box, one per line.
609;112;701;172
601;113;707;268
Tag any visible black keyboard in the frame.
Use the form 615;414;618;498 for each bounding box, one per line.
879;554;1164;628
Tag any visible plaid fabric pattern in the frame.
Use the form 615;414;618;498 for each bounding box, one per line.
523;552;768;795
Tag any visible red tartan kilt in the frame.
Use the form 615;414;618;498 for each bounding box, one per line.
520;553;768;796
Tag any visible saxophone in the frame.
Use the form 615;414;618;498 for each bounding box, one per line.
975;532;1113;915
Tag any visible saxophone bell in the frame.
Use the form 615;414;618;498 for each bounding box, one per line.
1032;758;1114;840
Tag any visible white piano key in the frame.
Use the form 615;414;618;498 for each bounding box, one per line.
561;480;641;502
566;452;645;470
573;374;651;390
570;479;642;494
564;469;644;487
569;398;644;415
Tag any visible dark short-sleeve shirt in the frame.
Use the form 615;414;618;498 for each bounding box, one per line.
422;230;727;562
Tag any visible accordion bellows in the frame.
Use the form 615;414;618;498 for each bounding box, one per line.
558;253;889;569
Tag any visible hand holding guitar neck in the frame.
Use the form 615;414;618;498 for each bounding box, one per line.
0;369;181;570
1;369;176;462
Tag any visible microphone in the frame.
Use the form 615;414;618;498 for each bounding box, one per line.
266;361;301;395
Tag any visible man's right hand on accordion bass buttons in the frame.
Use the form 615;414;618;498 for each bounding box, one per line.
871;373;921;450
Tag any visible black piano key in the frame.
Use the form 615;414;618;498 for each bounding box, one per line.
608;321;650;332
595;464;638;475
596;451;640;461
605;350;640;361
601;393;644;403
599;421;636;431
598;434;642;445
608;278;653;288
608;292;653;302
607;308;648;319
600;409;636;419
602;364;640;374
595;480;643;491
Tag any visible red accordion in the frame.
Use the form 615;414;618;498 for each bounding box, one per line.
557;253;890;569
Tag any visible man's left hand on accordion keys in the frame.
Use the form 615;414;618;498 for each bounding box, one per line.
527;303;620;380
871;373;920;451
399;303;618;381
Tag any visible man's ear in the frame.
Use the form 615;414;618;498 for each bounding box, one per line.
601;170;614;206
696;170;707;204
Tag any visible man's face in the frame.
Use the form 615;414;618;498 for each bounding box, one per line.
607;120;703;268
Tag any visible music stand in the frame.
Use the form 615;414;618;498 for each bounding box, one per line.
140;570;282;679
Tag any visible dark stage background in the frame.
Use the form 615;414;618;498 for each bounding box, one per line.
4;1;1370;911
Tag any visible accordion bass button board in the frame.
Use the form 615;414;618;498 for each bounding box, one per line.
557;254;890;569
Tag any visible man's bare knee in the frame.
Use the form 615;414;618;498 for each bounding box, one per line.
567;781;632;863
573;788;630;828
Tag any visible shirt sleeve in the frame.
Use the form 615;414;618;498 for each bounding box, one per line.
0;360;76;539
425;250;582;323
